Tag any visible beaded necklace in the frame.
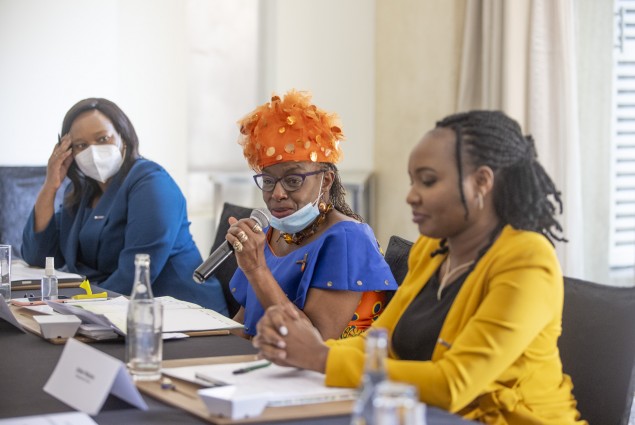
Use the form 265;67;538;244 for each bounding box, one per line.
281;203;333;245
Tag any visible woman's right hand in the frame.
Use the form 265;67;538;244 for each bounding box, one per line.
33;135;73;232
45;135;73;191
226;215;268;275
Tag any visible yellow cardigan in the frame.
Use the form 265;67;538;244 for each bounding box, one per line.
324;226;586;425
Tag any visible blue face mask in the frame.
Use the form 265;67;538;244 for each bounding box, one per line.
269;175;323;234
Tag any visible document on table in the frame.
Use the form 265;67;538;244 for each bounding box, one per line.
48;296;243;335
163;360;358;407
10;259;84;287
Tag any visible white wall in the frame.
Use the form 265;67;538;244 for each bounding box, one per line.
0;0;188;188
0;0;119;164
260;0;376;173
374;0;466;247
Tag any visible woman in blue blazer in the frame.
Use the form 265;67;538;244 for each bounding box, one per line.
21;98;228;315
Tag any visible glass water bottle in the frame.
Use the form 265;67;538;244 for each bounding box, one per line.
126;253;163;381
350;327;389;425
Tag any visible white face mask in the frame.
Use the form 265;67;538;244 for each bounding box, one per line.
269;174;324;234
75;144;124;183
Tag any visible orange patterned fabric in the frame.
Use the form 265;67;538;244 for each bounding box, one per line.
341;291;388;338
237;89;345;172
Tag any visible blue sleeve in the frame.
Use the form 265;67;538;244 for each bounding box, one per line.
301;224;398;297
97;169;189;294
21;209;66;269
230;223;397;335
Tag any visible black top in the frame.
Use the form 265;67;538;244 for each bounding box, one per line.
392;269;469;361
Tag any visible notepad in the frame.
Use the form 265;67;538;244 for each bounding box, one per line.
48;296;243;335
163;361;358;418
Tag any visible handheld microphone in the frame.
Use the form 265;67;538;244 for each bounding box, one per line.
192;208;271;284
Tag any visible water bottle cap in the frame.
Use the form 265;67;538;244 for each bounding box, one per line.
134;253;150;265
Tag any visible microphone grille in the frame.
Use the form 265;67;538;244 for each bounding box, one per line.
250;208;271;228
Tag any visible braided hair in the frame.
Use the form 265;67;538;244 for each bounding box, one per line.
321;163;363;222
436;110;566;246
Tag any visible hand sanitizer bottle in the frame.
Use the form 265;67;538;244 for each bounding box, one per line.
41;257;58;300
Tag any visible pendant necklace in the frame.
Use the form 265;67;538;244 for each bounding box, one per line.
437;256;474;300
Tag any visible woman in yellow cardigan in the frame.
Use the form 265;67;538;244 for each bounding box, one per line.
253;110;586;424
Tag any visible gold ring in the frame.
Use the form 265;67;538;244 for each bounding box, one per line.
237;231;248;243
252;223;262;233
233;240;243;253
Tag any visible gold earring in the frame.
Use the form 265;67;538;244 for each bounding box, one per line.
477;192;484;211
318;201;327;213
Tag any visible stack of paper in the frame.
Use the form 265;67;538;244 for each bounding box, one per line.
77;324;119;340
48;296;243;335
163;361;358;419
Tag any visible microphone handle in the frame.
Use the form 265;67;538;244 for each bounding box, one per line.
192;208;270;284
192;241;233;284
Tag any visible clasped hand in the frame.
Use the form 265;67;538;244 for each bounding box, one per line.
252;303;329;373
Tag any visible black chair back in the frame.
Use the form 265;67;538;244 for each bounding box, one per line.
384;235;413;286
210;202;254;318
0;166;67;259
383;235;413;306
558;277;635;425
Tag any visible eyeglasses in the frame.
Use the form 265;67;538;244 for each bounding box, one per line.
253;170;324;192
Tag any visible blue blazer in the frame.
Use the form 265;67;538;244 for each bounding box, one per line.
21;159;228;315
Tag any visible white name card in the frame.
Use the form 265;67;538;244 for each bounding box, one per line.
44;338;148;415
0;295;26;332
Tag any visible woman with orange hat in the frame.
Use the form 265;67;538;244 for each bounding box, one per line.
224;89;398;340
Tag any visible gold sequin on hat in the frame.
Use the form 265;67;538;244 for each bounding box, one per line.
237;89;345;171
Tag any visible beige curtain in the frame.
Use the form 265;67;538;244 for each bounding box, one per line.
457;0;584;278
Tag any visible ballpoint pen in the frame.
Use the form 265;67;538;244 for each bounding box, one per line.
232;361;272;375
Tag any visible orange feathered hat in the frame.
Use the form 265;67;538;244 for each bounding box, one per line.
237;89;345;172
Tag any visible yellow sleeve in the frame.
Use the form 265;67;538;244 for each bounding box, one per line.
324;236;436;388
325;231;563;413
389;233;562;411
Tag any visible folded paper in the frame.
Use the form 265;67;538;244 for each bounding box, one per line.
44;338;148;415
0;294;26;332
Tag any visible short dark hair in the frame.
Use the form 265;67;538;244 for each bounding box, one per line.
436;110;566;245
62;98;140;208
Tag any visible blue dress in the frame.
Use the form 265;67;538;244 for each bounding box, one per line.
21;159;228;315
230;221;398;335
